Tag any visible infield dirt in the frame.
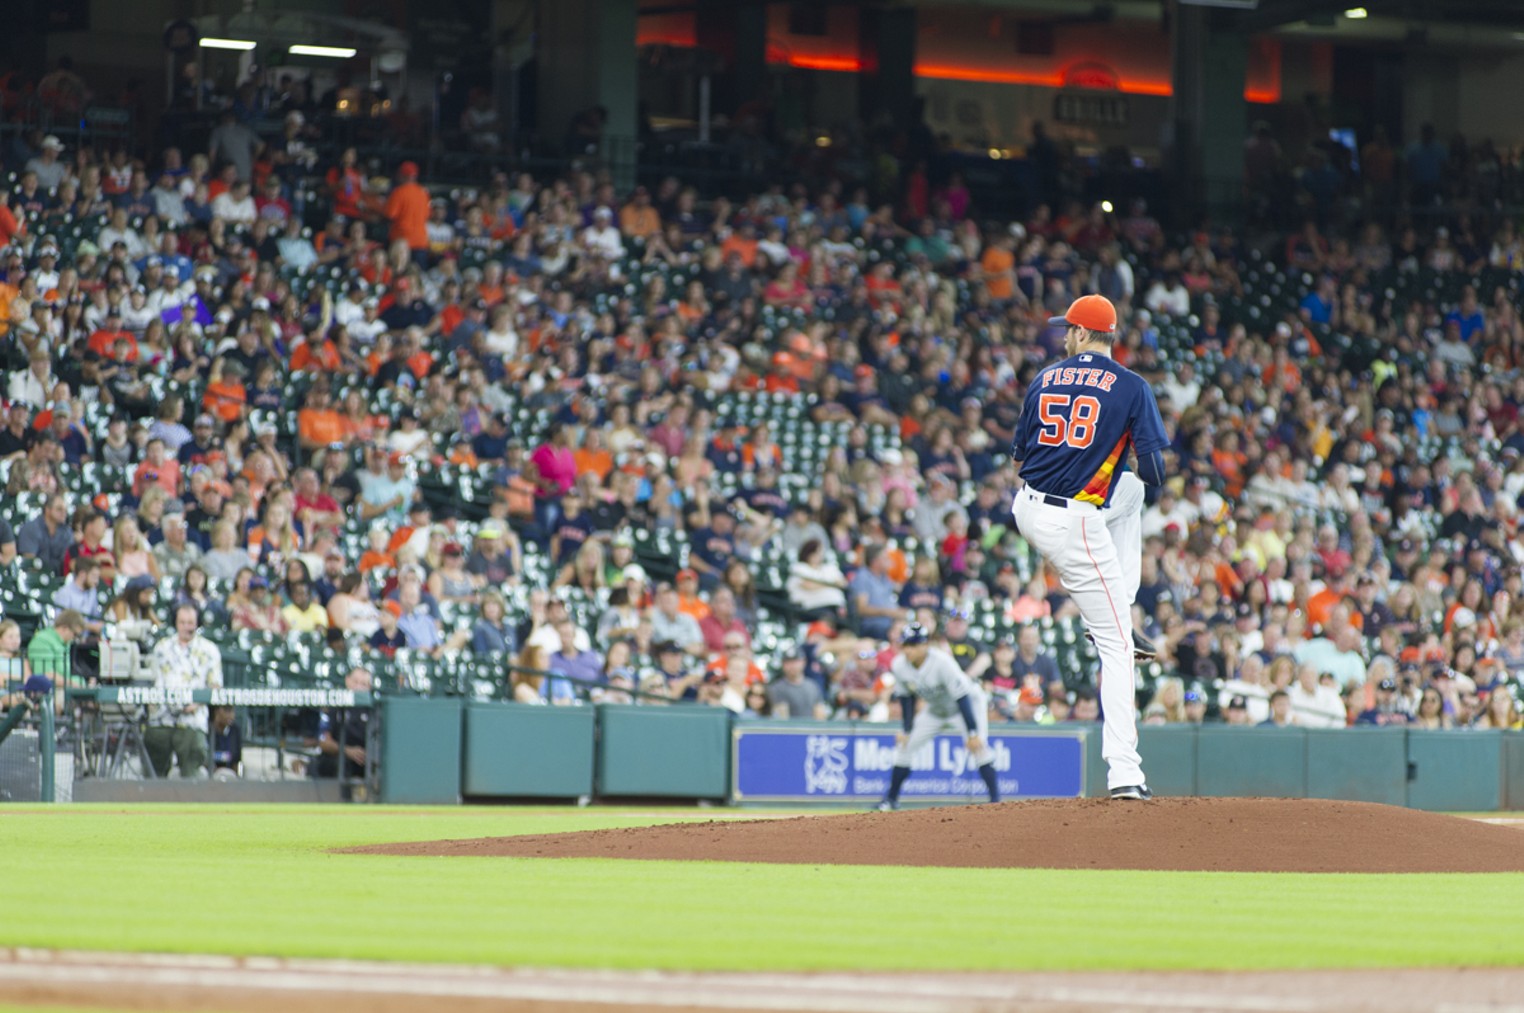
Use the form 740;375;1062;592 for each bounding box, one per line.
346;797;1524;873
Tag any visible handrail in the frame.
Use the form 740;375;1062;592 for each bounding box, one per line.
499;663;694;706
61;667;680;707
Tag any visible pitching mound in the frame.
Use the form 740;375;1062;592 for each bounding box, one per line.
345;798;1524;873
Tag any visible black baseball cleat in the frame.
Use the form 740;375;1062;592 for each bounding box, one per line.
1109;784;1153;801
1085;631;1158;662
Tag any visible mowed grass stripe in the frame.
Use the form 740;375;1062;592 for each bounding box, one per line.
4;807;1523;971
0;1007;175;1013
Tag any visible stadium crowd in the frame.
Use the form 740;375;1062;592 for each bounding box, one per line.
1;98;1523;767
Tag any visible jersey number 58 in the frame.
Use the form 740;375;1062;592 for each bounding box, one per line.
1036;393;1100;449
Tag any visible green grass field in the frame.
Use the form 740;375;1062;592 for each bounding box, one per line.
0;1007;159;1013
5;805;1524;972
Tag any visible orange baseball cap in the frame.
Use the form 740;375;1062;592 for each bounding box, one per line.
1048;294;1117;334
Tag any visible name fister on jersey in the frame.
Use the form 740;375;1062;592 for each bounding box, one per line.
1011;352;1168;509
1041;367;1116;391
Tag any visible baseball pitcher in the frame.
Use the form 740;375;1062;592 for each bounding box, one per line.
1009;295;1168;800
876;622;1000;811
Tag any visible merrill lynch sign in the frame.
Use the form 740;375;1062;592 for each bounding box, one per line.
732;726;1086;803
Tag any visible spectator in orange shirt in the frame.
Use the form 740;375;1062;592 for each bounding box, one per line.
0;268;18;337
0;196;25;249
87;307;137;360
1211;430;1250;500
674;567;711;622
324;147;372;220
476;261;506;307
980;231;1017;302
1307;568;1359;634
132;437;181;498
486;195;517;242
720;223;760;267
357;525;396;574
364;333;392;379
297;386;347;455
401;328;434;380
202;359;247;424
206;163;237;201
573;429;614;482
864;261;903;311
618;186;661;240
384;161;430;262
290;327;343;374
704;632;766;687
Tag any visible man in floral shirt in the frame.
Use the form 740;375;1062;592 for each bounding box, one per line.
146;603;223;777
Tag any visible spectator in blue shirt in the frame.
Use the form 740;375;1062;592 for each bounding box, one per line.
849;546;905;639
1011;625;1061;686
52;556;104;636
1357;678;1413;726
471;412;510;465
686;501;738;591
1298;276;1336;326
18;493;72;573
1444;285;1485;343
357;450;416;525
471;591;517;656
547;617;603;703
394;581;443;654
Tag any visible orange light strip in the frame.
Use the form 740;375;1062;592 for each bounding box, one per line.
789;54;864;72
916;61;1182;97
633;31;1281;103
816;57;1279;102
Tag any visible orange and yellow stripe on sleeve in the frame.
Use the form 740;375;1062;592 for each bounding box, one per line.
1074;435;1131;506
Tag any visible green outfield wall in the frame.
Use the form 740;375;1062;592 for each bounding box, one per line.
463;702;596;798
367;700;1524;811
36;689;1522;809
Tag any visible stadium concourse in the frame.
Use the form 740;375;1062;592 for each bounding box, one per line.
1;111;1524;771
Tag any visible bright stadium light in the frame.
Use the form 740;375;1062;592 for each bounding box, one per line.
290;44;357;58
200;38;257;50
1343;7;1368;18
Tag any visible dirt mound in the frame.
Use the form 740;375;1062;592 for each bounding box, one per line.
344;798;1524;873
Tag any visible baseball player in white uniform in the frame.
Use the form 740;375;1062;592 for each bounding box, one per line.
876;622;1000;811
1010;295;1169;800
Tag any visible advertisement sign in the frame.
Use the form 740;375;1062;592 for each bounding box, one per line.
732;724;1087;804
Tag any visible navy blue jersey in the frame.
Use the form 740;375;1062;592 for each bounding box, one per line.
1011;353;1167;507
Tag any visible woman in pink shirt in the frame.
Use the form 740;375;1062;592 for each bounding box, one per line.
529;424;578;535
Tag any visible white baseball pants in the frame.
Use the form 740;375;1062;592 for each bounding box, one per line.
1106;471;1145;606
892;688;994;768
1012;486;1145;790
